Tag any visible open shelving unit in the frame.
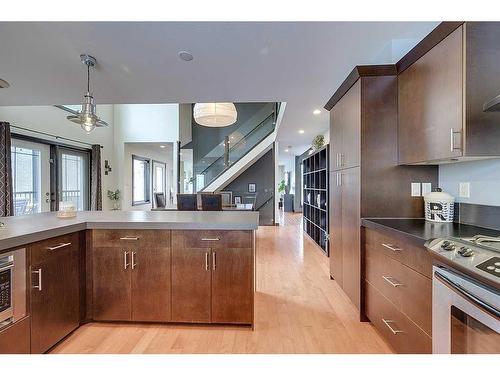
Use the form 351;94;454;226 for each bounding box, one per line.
302;145;329;255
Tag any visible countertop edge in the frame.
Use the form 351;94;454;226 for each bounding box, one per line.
361;218;428;243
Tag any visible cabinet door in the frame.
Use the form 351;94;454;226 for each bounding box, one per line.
92;247;131;321
340;167;361;309
211;247;253;324
131;246;171;322
398;26;463;164
31;240;79;353
329;171;343;285
330;98;343;170
340;80;361;169
171;246;211;323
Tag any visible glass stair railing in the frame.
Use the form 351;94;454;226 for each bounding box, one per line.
195;103;278;192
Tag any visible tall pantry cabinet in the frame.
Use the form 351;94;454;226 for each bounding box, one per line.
325;66;438;311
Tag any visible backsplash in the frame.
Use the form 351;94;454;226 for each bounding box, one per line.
439;159;500;206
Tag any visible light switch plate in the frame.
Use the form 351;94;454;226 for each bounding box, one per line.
459;182;470;198
421;182;432;196
411;182;421;197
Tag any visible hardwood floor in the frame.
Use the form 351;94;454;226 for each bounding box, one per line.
51;213;392;354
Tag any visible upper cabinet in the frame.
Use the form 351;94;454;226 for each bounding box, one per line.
398;22;500;164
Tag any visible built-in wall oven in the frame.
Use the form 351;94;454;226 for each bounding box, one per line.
0;248;26;328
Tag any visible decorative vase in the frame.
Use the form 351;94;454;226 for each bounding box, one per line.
112;201;121;211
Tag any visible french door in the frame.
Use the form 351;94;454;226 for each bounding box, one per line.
11;136;91;215
11;139;51;215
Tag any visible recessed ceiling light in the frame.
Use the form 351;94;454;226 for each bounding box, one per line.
313;109;321;115
0;79;10;88
160;145;166;148
298;130;305;134
178;51;194;62
284;149;289;152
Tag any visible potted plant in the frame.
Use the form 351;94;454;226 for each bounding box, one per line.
312;135;325;151
107;189;121;210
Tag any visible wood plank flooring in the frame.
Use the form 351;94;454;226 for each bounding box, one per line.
51;213;392;354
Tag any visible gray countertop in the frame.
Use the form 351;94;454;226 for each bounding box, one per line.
0;210;259;251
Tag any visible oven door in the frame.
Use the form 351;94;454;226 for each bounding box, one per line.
0;261;14;325
433;266;500;354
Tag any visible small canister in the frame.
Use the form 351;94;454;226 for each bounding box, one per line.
424;188;455;223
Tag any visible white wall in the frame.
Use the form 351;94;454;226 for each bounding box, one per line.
0;105;117;210
439;159;500;206
122;143;174;211
113;104;181;208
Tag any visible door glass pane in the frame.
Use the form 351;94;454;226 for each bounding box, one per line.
60;150;89;211
451;305;500;354
11;145;41;215
154;165;164;193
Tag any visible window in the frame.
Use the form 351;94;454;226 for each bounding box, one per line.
11;144;43;215
132;155;151;205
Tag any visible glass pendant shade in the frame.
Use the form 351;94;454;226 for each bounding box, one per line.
193;103;237;127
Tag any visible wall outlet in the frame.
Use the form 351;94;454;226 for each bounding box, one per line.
411;182;421;197
459;182;470;198
421;182;432;196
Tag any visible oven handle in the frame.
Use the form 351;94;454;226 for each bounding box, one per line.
434;271;500;319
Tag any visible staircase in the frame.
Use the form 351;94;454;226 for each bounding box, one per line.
195;102;285;193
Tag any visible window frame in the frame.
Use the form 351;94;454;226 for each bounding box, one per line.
132;154;151;206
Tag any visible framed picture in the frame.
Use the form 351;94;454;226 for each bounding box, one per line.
234;196;242;205
220;191;232;207
248;183;256;193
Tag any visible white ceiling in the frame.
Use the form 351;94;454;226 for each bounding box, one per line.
0;22;438;155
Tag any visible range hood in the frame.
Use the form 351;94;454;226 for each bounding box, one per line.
483;94;500;112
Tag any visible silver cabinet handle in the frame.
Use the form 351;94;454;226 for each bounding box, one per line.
124;251;130;270
382;243;402;252
382;319;403;335
201;237;220;241
212;251;216;271
450;128;462;152
340;153;345;167
47;242;72;251
382;276;404;287
335;153;340;167
205;252;209;271
131;252;137;269
32;268;42;291
120;236;139;241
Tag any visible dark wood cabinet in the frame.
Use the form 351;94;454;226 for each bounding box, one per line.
171;230;254;325
398;22;500;164
30;233;80;354
211;246;253;324
92;230;171;322
92;247;131;321
326;67;438;312
363;227;432;353
0;317;31;354
171;245;211;323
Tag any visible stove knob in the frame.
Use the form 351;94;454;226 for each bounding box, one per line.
458;246;474;257
441;241;456;251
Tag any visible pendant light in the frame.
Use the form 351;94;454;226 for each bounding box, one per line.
193;103;237;127
67;54;109;133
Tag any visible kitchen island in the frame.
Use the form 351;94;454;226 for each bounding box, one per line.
0;210;259;354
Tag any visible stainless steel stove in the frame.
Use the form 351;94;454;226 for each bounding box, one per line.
425;235;500;354
426;235;500;285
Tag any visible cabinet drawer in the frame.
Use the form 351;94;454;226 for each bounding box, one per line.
365;244;432;335
364;228;432;278
92;230;171;248
365;281;431;354
172;230;252;249
31;233;79;265
0;317;30;354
